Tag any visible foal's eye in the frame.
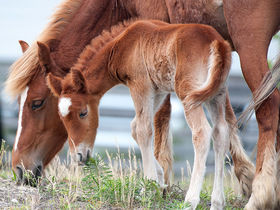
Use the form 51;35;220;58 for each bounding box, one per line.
31;100;45;110
79;108;88;119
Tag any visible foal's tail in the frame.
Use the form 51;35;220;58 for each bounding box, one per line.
184;40;232;109
238;58;280;125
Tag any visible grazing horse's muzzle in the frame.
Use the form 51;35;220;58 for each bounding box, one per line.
14;164;43;186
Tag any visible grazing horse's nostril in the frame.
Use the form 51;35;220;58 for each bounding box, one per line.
14;164;42;186
34;164;43;179
86;150;91;161
15;166;23;181
77;153;83;162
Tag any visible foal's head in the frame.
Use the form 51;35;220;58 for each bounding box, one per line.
47;69;98;164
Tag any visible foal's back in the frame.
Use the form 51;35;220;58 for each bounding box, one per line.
109;20;228;92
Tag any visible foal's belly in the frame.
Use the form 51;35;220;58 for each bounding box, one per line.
147;58;176;92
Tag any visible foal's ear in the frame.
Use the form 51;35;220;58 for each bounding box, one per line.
37;41;53;72
47;73;63;97
18;40;29;53
71;69;87;93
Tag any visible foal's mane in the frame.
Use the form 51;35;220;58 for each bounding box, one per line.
72;18;139;72
5;0;84;98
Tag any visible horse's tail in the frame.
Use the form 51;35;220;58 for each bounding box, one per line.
184;40;232;109
238;58;280;125
225;91;255;198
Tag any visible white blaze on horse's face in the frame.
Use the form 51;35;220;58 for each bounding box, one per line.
14;86;29;151
58;97;72;117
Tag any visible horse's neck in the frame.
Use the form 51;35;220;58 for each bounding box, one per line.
52;0;130;70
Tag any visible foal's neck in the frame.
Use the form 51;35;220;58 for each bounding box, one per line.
82;44;119;97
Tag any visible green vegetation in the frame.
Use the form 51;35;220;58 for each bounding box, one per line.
0;145;247;209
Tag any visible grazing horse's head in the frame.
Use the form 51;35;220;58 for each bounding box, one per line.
47;69;98;165
8;41;68;184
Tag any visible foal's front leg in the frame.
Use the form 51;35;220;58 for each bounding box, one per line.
129;86;164;186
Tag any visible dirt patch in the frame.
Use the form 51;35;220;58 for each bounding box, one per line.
0;177;39;208
0;176;89;209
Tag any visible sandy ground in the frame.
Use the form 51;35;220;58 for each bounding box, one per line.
0;177;40;208
0;176;92;209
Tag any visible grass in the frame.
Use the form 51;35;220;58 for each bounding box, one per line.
0;141;247;209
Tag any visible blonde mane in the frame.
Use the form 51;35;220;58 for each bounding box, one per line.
72;19;139;72
5;0;84;98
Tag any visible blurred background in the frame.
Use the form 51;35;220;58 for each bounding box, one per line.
0;0;279;178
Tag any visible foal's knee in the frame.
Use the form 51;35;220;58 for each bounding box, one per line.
131;118;137;141
136;121;153;147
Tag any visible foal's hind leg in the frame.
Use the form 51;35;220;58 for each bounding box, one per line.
183;105;212;209
207;91;229;210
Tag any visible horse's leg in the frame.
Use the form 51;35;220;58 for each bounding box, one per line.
225;90;255;198
183;105;212;209
245;91;279;209
206;90;229;210
275;113;280;209
129;84;164;187
276;113;280;152
224;1;280;208
152;93;172;188
153;94;173;186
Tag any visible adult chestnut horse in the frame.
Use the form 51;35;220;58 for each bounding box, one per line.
47;19;232;209
5;0;257;205
223;1;280;209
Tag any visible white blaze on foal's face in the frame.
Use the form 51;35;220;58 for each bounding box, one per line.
14;86;29;151
58;97;72;117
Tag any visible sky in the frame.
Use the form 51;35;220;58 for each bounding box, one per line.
0;0;279;76
0;0;60;60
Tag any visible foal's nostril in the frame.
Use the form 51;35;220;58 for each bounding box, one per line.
15;166;23;181
77;153;83;162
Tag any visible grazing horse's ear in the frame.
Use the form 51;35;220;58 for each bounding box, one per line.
47;73;62;97
18;40;29;53
71;69;87;93
37;41;53;72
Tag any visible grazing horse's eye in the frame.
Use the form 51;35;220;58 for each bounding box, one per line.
79;108;88;119
31;100;45;110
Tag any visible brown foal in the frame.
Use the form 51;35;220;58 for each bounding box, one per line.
48;20;232;209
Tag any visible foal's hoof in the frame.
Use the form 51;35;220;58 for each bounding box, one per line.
184;197;199;210
160;183;168;190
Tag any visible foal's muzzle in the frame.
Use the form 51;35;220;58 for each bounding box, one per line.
14;164;43;186
76;150;91;165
